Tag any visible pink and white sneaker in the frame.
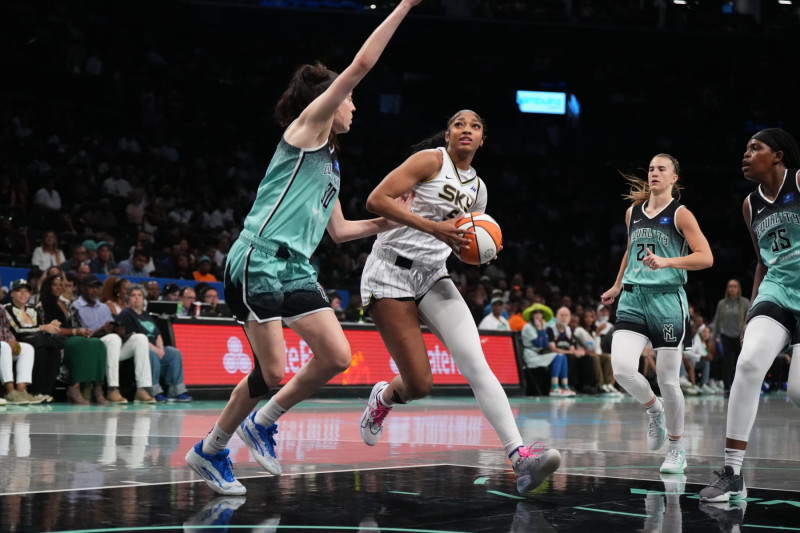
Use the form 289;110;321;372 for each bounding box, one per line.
513;442;562;493
360;381;392;446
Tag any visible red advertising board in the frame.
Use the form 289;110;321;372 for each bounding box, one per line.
172;322;520;386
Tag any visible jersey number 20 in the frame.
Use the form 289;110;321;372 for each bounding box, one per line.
635;243;656;261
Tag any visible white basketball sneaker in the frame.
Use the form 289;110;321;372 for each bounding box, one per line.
360;381;392;446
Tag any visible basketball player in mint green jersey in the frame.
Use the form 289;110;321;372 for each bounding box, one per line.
185;0;423;496
601;154;713;476
700;128;800;504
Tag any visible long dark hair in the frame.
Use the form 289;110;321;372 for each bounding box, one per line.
274;62;340;147
39;273;65;323
409;109;487;155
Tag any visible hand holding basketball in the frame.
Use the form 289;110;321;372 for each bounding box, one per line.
452;212;503;265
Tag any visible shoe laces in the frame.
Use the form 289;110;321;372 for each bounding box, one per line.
518;442;546;459
709;468;735;488
221;456;236;482
647;411;662;436
361;398;391;427
256;423;278;449
665;445;683;462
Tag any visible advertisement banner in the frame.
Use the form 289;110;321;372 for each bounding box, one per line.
173;322;520;386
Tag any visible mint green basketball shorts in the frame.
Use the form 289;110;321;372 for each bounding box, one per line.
614;284;691;349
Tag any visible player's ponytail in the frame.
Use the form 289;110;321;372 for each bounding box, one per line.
408;109;487;155
274;62;338;128
621;173;651;206
409;131;447;154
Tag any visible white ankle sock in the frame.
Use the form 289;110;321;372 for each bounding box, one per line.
202;424;232;455
724;448;745;475
646;398;663;415
255;398;286;428
378;384;394;407
509;445;524;461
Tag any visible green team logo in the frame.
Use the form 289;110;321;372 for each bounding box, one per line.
663;324;676;343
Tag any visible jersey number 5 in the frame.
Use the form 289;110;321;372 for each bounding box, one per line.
635;243;656;261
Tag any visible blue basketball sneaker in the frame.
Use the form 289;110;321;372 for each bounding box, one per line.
183;495;246;532
236;412;282;475
185;441;246;496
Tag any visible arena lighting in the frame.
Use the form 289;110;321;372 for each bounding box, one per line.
673;0;687;4
516;90;566;114
516;90;580;121
778;0;792;5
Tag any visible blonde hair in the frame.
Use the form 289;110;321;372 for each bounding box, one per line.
621;153;684;206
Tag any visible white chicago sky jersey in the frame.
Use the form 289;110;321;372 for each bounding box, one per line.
372;146;488;265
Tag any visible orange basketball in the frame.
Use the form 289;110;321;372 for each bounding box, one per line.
453;212;503;265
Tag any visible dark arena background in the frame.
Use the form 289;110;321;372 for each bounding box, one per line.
1;1;799;532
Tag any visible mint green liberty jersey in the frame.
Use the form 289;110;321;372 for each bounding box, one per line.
749;169;800;288
622;199;688;287
243;136;340;259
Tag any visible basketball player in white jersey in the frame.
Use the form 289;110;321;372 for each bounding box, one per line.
358;110;561;494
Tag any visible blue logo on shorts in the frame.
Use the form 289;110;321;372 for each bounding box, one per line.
783;192;795;204
659;216;672;225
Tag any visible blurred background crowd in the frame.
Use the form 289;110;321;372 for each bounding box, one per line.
0;0;798;399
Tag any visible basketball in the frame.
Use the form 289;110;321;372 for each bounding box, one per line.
453;212;503;265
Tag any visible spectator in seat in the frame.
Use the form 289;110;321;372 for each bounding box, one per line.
60;244;89;273
32;178;62;228
82;239;98;263
4;279;62;400
161;283;180;302
549;306;597;394
89;241;120;275
573;309;621;395
177;286;196;316
325;290;346;321
38;273;107;405
144;280;161;302
116;284;191;403
101;276;130;317
478;297;510;331
31;230;66;271
72;274;154;404
506;297;527;332
1;306;41;404
198;286;231;318
521;303;574;396
102;165;133;199
118;249;151;277
192;255;218;282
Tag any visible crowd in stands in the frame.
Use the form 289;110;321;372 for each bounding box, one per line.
0;270;196;405
0;1;796;402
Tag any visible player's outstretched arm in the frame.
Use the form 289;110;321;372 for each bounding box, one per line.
289;0;421;148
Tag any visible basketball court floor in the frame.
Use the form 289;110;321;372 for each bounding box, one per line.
1;393;798;532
